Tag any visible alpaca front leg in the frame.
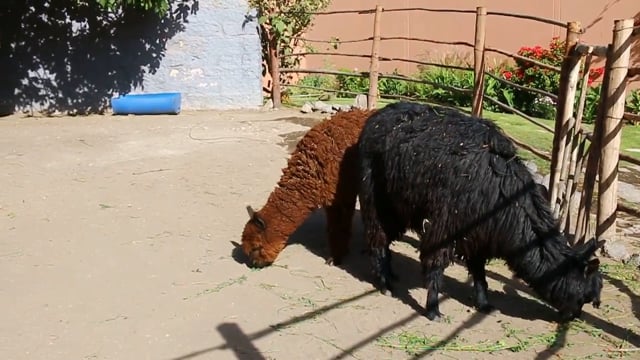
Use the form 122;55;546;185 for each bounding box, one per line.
423;266;445;321
325;205;355;266
467;257;495;313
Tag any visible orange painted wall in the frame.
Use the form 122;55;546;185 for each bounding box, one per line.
300;0;639;86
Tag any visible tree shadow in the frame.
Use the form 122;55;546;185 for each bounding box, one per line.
582;0;623;33
0;0;199;116
603;273;640;321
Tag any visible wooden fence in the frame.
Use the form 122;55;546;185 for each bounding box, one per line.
270;6;640;246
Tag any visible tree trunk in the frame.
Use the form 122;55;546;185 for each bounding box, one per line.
266;34;281;109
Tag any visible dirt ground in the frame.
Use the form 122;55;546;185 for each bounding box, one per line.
1;109;639;360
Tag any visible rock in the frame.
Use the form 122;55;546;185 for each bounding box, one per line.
313;101;328;111
602;240;631;262
618;182;640;203
317;104;336;114
300;102;313;114
624;253;640;267
333;104;353;112
540;174;550;188
354;94;368;110
262;99;274;110
524;161;538;175
531;172;544;184
318;93;332;101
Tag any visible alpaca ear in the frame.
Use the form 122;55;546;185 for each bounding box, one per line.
579;237;605;259
246;205;266;230
246;205;256;218
585;258;600;275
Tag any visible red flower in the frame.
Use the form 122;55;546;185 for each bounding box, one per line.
515;68;524;79
588;66;605;86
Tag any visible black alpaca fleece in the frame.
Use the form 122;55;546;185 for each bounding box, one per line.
357;101;604;322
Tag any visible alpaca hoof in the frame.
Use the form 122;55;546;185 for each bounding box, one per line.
374;277;394;296
378;284;394;297
325;257;342;266
425;309;445;322
476;303;496;314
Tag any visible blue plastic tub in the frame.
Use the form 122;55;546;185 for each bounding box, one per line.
111;92;182;115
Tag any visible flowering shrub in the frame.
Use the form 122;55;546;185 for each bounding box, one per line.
490;36;605;121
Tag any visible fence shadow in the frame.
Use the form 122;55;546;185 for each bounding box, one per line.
0;0;199;116
217;323;266;360
225;206;640;358
603;274;640;321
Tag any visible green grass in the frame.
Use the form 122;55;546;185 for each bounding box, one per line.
600;261;640;294
376;324;568;355
377;319;637;357
479;109;555;173
285;95;640;172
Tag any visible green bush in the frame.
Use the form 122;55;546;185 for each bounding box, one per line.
295;38;640;127
416;65;474;107
378;69;412;97
627;89;640;115
335;69;369;97
298;74;337;89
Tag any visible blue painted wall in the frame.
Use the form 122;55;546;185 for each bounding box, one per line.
0;0;263;115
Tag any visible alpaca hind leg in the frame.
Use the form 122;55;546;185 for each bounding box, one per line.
421;244;454;321
423;265;445;321
361;208;396;294
325;204;355;266
370;241;394;295
467;257;495;313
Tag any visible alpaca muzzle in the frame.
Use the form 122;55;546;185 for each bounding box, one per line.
249;247;273;268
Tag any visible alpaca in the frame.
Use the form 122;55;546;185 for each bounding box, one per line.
241;108;375;268
357;101;604;322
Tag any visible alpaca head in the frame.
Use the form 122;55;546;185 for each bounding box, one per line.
240;205;286;268
550;238;605;322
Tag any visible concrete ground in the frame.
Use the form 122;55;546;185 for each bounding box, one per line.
1;109;638;360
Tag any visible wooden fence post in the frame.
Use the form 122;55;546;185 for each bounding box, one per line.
472;6;487;117
547;21;581;216
574;46;613;245
367;5;383;110
563;52;594;238
596;18;634;242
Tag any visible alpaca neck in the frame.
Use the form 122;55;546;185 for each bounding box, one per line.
261;185;317;242
508;231;571;290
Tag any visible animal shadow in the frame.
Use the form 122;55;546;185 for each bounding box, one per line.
285;209;558;322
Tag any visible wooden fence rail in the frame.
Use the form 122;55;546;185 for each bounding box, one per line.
281;52;474;71
272;6;640;239
291;7;569;28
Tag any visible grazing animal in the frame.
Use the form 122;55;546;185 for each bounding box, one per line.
241;108;375;267
357;101;604;322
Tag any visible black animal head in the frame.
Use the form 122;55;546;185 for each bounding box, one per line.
554;238;605;322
